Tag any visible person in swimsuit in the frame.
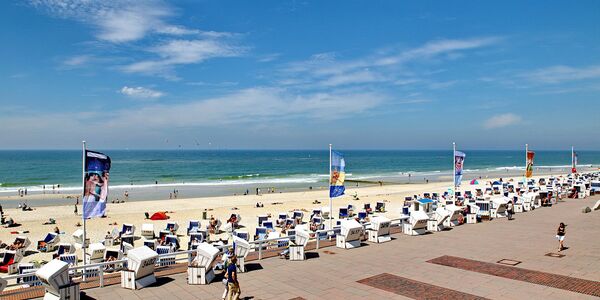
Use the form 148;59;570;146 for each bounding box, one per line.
556;222;566;251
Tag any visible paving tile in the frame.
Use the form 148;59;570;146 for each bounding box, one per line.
358;273;489;300
428;255;600;297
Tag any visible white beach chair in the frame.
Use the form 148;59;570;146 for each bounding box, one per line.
165;222;179;234
143;240;157;251
232;236;250;272
403;210;429;236
104;248;124;272
165;235;180;251
276;213;287;227
104;228;120;246
141;223;155;239
17;263;41;287
336;219;364;249
37;232;60;253
0;250;22;274
367;216;391;243
257;215;269;227
120;223;136;237
188;242;219;285
234;230;250;241
292;211;304;224
187;220;201;235
490;197;509;218
86;243;106;264
429;207;449;231
443;205;464;227
188;232;205;250
72;229;87;249
12;236;31;257
156;245;176;267
59;254;78;271
57;243;75;256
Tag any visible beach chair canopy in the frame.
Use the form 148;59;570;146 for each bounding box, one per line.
187;220;200;232
150;212;169;220
194;243;219;268
143;240;157;250
416;198;434;204
358;211;367;220
263;221;274;229
257;215;269;226
57;243;74;255
42;233;58;243
235;231;249;241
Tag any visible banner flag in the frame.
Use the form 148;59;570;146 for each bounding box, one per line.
525;151;535;178
329;150;346;198
572;151;578;173
83;150;111;219
454;151;466;187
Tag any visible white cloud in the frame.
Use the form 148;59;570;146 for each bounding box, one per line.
374;37;502;67
121;39;243;77
484;113;522;129
321;70;383;87
120;86;164;99
523;65;600;84
108;87;385;128
0;88;386;147
30;1;243;78
281;36;502;88
63;55;92;67
30;0;171;42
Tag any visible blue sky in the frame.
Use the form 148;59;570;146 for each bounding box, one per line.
1;0;599;150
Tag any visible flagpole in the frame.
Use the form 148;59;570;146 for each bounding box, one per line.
329;144;333;230
453;142;456;199
524;144;528;187
571;146;574;173
82;140;87;280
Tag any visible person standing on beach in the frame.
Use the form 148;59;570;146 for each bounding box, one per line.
507;200;514;220
226;256;241;300
556;222;566;251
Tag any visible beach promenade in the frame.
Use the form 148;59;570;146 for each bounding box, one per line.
78;195;600;300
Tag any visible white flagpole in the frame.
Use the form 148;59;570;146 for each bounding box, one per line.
524;144;528;187
329;144;333;230
82;140;87;280
453;142;456;199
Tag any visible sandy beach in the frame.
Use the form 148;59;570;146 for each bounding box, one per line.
0;174;554;264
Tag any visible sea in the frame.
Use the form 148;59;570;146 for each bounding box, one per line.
1;150;599;207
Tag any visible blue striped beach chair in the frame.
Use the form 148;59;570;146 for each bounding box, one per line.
156;246;175;267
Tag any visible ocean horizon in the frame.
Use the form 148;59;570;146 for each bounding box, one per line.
1;149;598;194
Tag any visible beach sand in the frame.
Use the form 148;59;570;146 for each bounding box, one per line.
0;175;547;264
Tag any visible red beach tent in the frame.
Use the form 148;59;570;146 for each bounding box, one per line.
150;212;169;220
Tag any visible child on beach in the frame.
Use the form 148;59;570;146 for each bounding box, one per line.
556;222;566;251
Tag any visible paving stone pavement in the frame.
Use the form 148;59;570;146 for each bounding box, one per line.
76;196;600;299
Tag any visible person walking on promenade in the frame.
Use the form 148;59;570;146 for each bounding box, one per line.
226;256;241;300
556;222;567;251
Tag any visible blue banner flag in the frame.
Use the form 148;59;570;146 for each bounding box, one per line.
330;150;346;198
83;150;111;219
454;151;465;187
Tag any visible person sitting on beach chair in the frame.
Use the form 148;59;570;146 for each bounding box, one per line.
214;247;234;270
208;216;219;234
8;240;23;251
